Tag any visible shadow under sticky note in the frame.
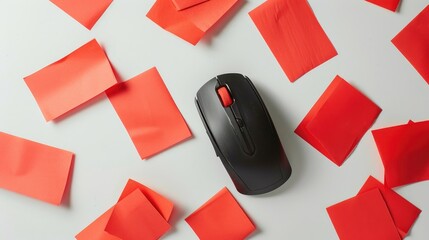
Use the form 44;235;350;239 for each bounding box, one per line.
185;187;255;240
107;67;192;159
76;179;173;240
372;120;429;188
249;0;337;82
24;39;117;121
147;0;240;45
295;76;381;166
0;132;73;205
50;0;113;29
392;5;429;84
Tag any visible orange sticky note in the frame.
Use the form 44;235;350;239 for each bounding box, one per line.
185;187;255;240
358;176;421;238
0;132;73;205
76;180;173;240
24;39;117;121
327;189;401;240
107;67;191;159
392;5;429;84
249;0;337;82
50;0;113;29
366;0;401;12
295;76;382;166
172;0;208;10
372;120;429;188
147;0;240;45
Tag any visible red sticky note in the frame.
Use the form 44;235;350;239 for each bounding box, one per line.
172;0;208;10
50;0;113;29
105;190;171;240
0;132;73;205
107;67;191;159
327;189;401;240
392;5;429;84
76;180;173;240
147;0;240;45
249;0;337;82
295;76;382;166
358;176;421;238
372;120;429;188
185;187;255;240
24;39;117;121
366;0;401;12
118;179;173;221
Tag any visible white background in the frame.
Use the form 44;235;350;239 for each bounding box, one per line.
1;0;429;239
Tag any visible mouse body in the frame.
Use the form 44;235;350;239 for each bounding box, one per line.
195;73;292;195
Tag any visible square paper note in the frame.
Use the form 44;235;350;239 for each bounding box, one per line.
185;187;255;240
107;67;192;159
50;0;113;29
372;120;429;188
392;5;429;84
295;75;381;166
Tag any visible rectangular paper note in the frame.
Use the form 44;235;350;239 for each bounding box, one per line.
107;67;191;159
372;120;429;188
24;39;118;121
249;0;337;82
392;5;429;84
147;0;240;45
76;180;173;240
185;187;255;239
0;132;73;205
50;0;113;29
295;76;381;166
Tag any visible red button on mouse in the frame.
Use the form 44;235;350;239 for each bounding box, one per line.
217;86;233;107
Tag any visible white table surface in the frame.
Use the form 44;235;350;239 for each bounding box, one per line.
1;0;429;239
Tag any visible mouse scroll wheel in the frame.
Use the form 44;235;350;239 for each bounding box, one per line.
217;86;233;107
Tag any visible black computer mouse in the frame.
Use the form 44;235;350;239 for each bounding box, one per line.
195;73;292;195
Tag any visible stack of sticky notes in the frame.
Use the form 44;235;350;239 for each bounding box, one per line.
327;176;421;240
76;179;174;240
147;0;241;45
